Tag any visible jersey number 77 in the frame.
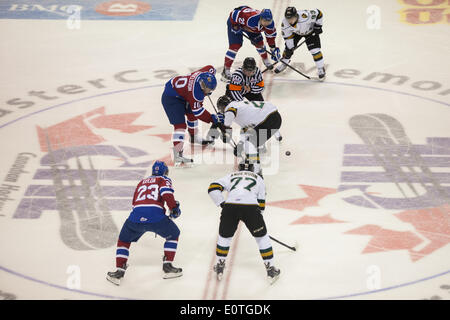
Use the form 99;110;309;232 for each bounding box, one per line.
230;177;257;191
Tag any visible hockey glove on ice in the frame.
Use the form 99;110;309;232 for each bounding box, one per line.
170;201;181;219
270;47;281;62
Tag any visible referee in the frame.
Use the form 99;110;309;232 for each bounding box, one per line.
225;57;264;102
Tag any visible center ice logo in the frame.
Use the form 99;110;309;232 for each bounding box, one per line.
13;107;171;250
269;113;450;262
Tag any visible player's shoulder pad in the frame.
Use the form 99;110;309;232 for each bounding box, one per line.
161;176;172;184
316;9;323;19
225;101;238;115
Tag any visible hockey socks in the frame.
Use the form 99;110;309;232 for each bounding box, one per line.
215;235;232;262
255;234;274;267
116;240;131;271
163;237;179;262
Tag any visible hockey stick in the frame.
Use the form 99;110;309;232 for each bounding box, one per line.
261;39;307;73
269;235;297;251
243;33;311;80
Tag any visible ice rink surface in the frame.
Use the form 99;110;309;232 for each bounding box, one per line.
0;0;449;300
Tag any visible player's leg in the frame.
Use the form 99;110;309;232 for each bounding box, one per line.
223;19;243;81
186;112;214;145
151;217;183;279
275;34;302;74
106;219;145;285
214;204;240;280
247;32;272;69
239;128;261;175
241;206;280;284
161;88;193;166
306;33;325;79
255;111;282;146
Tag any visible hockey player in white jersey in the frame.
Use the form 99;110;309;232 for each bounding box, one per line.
213;95;282;175
208;161;280;284
275;7;326;79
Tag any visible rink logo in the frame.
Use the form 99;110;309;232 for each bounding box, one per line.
398;0;450;25
12;107;170;250
268;114;450;262
95;0;150;16
0;0;199;20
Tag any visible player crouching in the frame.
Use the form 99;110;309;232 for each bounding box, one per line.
210;95;282;175
106;161;183;285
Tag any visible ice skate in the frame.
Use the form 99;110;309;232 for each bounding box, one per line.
106;264;127;286
213;260;226;281
163;257;183;279
263;58;274;70
274;58;290;74
221;68;232;82
265;263;280;285
173;149;194;167
318;67;326;81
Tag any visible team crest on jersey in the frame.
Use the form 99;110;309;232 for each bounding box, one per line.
268;113;450;262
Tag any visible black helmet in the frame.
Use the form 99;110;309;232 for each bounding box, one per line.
238;160;254;172
217;95;232;112
243;57;256;72
285;6;297;19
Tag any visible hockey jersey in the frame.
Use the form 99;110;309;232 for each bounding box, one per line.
208;170;266;209
224;100;278;129
281;9;323;47
128;175;177;223
166;65;216;123
228;67;264;101
229;6;277;47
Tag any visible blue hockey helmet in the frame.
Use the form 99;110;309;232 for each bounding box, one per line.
152;160;169;176
198;72;217;92
260;9;273;21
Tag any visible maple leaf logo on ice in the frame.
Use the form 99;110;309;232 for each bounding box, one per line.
268;114;450;262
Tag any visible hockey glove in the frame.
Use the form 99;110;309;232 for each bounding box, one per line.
270;47;281;62
169;201;181;219
313;24;323;35
211;113;224;125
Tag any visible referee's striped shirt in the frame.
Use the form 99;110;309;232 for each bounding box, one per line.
228;67;264;101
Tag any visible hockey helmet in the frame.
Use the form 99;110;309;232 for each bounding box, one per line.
284;7;298;19
243;57;257;72
238;160;254;172
217;95;232;113
260;9;273;21
198;72;217;93
152;160;169;176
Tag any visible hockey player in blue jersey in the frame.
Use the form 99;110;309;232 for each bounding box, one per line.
161;65;224;166
106;161;183;285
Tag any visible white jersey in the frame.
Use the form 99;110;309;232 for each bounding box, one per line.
208;171;266;208
281;9;323;48
224;100;278;129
